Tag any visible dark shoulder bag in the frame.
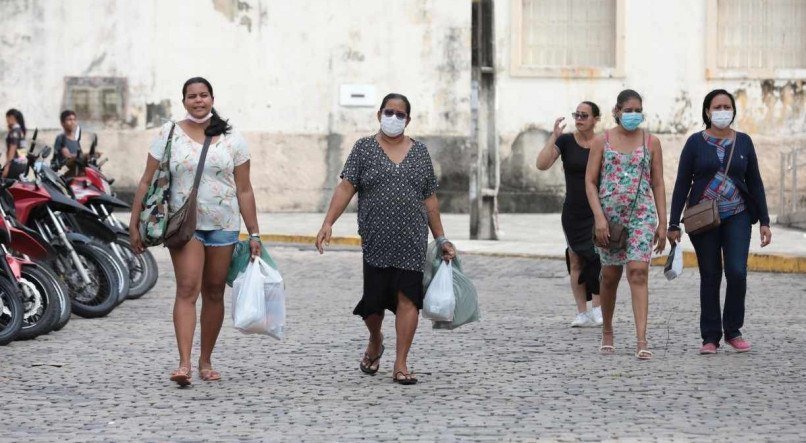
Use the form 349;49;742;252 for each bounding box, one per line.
164;135;213;249
682;133;736;236
593;131;649;250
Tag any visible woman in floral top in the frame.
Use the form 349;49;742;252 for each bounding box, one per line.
585;89;667;360
129;77;261;386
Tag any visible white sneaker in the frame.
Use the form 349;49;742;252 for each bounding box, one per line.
571;312;592;328
590;307;603;326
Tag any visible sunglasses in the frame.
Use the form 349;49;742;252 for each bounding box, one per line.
571;112;590;120
382;109;408;119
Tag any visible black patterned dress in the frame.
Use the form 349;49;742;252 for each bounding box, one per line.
340;135;438;318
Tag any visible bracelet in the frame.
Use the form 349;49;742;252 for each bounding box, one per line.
249;233;261;241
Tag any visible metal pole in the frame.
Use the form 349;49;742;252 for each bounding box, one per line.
779;152;786;218
793;149;798;213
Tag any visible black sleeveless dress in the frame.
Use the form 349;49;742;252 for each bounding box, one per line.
556;133;600;298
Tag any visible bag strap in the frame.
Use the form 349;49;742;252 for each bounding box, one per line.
722;131;737;177
189;135;213;195
163;123;176;162
627;130;649;220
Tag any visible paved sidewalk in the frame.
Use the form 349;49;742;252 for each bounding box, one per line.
2;246;806;441
250;213;806;273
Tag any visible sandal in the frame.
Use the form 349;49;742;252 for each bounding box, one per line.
392;371;418;385
359;338;385;375
600;330;615;354
170;365;192;387
198;360;221;381
636;340;653;360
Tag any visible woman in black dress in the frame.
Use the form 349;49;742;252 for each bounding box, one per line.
316;93;456;385
4;109;29;179
536;101;602;328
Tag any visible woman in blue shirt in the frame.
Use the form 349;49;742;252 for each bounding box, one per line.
668;89;772;355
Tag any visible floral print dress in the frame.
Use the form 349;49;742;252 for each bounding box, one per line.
596;131;657;265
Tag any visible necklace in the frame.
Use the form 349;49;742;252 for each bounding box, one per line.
574;131;593;149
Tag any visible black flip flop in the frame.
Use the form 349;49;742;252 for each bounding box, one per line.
359;344;385;375
392;371;418;385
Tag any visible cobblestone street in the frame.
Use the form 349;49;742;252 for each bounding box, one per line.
2;245;806;442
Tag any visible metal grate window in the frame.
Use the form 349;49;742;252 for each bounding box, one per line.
520;0;616;68
717;0;806;70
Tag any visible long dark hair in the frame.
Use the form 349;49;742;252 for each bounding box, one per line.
181;77;231;136
702;89;736;129
613;89;642;124
5;109;26;135
379;93;412;116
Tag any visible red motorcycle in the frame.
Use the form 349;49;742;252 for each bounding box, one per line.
61;142;158;299
0;209;23;345
7;147;120;318
0;191;71;334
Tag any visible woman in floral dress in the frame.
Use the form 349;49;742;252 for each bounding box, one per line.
585;89;667;360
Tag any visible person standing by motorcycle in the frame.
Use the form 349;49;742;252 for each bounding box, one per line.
53;110;81;166
129;77;261;386
4;109;29;179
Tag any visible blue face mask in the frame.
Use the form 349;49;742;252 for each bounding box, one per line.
619;112;644;131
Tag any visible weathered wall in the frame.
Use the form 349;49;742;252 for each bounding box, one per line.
0;0;472;211
2;0;804;214
494;0;806;213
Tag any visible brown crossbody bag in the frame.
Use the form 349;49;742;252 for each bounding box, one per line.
164;135;213;249
682;132;736;236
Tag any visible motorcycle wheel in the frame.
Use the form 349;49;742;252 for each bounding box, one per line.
0;276;24;345
116;235;158;299
37;262;71;331
58;242;120;318
90;241;130;305
14;264;61;340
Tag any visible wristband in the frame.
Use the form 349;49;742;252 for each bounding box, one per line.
249;233;261;241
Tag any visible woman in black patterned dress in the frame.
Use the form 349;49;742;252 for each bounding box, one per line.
316;93;456;385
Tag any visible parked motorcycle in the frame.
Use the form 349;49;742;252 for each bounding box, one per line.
0;213;23;345
8;146;120;318
56;138;158;299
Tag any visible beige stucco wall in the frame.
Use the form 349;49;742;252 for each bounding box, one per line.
0;0;472;211
495;0;806;213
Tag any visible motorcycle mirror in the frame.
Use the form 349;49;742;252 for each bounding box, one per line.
40;146;52;159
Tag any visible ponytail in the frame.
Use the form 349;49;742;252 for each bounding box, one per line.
5;108;26;136
205;107;231;137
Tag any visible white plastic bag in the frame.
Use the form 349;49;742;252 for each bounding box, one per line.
423;261;455;321
664;243;684;281
231;257;286;339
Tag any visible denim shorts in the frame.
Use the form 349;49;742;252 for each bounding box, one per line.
193;230;240;247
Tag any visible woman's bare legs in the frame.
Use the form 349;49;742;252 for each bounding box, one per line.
626;261;650;355
198;244;236;372
599;265;623;350
393;291;419;378
169;239;206;371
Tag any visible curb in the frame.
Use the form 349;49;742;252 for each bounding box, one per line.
242;234;806;274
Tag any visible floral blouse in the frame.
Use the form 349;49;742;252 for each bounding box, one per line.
149;121;250;231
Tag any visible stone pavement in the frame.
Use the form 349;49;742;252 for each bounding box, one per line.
250;213;806;273
2;245;806;442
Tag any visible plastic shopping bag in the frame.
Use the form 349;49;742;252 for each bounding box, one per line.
423;261;456;321
423;241;481;330
231;257;286;339
226;240;279;287
664;243;684;281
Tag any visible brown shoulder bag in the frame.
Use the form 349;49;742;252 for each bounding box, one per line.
682;132;736;236
164;135;213;249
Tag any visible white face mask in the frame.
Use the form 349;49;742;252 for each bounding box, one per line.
380;114;406;137
710;110;733;129
185;112;212;124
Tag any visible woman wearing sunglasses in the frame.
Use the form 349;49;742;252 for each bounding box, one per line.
536;102;603;328
585;89;667;360
316;93;456;385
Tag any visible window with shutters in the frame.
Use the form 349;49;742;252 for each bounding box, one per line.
510;0;624;77
707;0;806;78
62;77;128;124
